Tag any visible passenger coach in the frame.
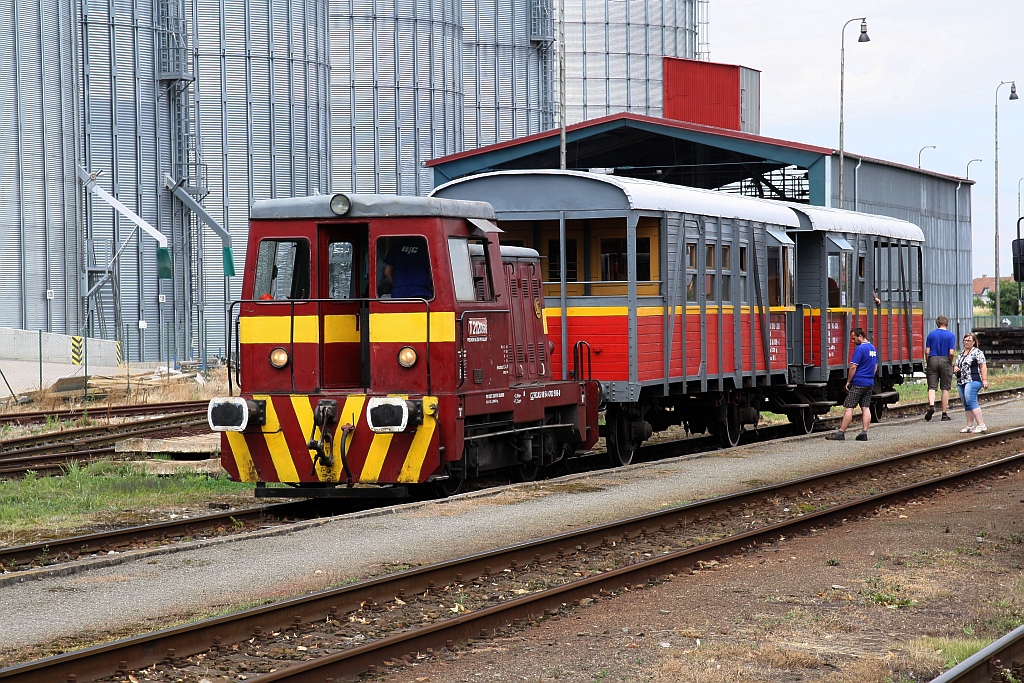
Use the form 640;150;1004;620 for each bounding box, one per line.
433;171;925;459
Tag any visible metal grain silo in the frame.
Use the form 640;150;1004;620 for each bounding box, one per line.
330;0;463;196
192;0;332;353
0;0;81;333
564;0;697;123
462;0;555;149
76;0;331;360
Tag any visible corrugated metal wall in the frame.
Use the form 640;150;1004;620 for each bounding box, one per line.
835;157;974;340
462;0;553;149
662;57;739;129
738;65;759;134
0;0;81;334
563;0;696;124
193;0;332;356
329;0;463;196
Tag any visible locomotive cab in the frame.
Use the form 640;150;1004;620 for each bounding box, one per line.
208;193;599;497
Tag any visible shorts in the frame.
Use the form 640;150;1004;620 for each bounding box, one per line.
844;384;873;409
958;381;982;411
926;355;953;391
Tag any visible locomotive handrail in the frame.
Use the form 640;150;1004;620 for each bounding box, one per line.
572;340;593;381
226;296;434;397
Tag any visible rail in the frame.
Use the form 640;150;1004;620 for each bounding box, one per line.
929;621;1024;682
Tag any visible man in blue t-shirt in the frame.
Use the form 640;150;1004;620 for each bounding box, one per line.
825;327;878;441
923;315;956;422
383;237;433;299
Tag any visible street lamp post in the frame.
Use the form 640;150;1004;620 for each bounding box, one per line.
918;145;936;168
994;80;1018;322
967;159;982;180
839;17;869;209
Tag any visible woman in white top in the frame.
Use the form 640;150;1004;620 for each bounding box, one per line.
953;333;988;433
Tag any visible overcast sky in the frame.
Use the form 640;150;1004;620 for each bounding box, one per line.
709;0;1024;280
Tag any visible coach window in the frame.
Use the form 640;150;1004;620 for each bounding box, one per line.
704;244;716;302
254;239;310;300
767;246;793;308
720;244;732;302
600;237;651;281
738;244;748;302
548;239;578;284
377;236;433;299
685;242;698;302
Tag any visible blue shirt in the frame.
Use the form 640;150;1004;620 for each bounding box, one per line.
925;328;956;358
384;240;433;299
850;341;877;387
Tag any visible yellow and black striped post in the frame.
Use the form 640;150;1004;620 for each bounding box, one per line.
71;336;84;365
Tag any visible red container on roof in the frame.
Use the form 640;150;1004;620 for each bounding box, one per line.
663;57;760;134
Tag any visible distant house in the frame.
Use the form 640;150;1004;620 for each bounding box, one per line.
974;276;996;296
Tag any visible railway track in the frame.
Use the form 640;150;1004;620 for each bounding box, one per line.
0;501;314;573
4;425;1022;683
0;400;209;427
2;385;1019;570
930;622;1024;682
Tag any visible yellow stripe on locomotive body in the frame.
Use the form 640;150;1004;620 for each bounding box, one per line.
239;315;320;344
221;393;440;485
369;311;456;343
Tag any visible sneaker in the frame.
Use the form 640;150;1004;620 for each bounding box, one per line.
824;431;846;441
941;413;951;421
924;406;934;421
971;425;988;433
960;427;973;433
855;431;868;441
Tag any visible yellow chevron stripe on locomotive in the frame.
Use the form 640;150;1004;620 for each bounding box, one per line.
220;394;440;485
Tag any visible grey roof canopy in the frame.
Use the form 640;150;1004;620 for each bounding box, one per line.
432;170;925;243
251;193;497;221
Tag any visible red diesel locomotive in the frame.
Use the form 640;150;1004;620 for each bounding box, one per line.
208;194;600;497
208;171;926;497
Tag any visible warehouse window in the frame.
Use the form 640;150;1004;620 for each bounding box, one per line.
254;239;310;300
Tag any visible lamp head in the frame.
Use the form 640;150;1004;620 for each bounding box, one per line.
858;19;870;42
1010;83;1019;101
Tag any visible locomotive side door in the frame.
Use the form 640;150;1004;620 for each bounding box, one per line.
449;236;508;394
319;223;370;389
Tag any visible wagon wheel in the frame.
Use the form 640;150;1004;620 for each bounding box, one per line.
869;401;885;424
510;459;544;483
717;403;742;448
432;464;465;498
788;407;815;435
606;406;637;468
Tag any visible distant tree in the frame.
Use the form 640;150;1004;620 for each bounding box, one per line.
984;282;1023;316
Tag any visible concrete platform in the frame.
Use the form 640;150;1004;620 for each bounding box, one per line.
115;434;220;460
1;397;1022;653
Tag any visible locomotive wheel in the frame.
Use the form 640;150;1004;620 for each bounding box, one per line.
717;404;742;448
510;459;544;483
606;409;637;468
789;407;815;435
432;466;465;498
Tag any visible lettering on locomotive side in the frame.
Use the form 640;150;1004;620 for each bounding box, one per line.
485;392;505;405
467;318;488;343
529;389;561;400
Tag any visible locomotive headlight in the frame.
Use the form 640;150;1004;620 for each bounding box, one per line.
269;347;290;368
398;346;418;368
330;193;351;215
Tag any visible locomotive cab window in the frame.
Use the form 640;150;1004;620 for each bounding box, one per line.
254;239;310;300
377;236;433;299
450;238;494;302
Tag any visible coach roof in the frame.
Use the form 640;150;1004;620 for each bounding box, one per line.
251;193;496;221
433;170;802;228
432;170;926;242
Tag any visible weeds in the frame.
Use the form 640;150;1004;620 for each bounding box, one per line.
861;576;916;609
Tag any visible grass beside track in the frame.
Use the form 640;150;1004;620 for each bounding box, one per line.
0;461;255;547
